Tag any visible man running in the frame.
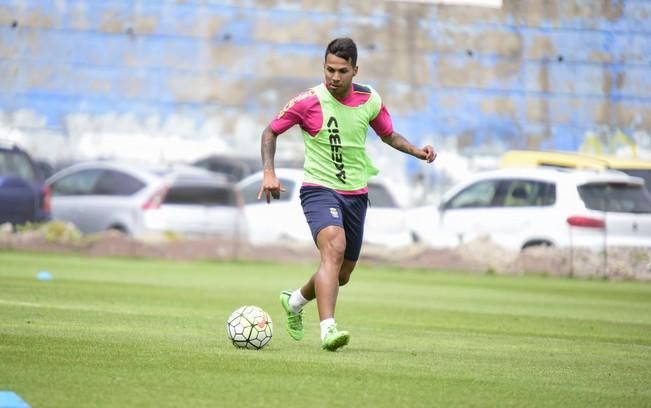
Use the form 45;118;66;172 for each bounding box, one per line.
258;37;436;351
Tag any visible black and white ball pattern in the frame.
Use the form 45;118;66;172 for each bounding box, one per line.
226;305;273;350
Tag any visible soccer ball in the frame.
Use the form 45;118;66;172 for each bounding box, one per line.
226;305;273;350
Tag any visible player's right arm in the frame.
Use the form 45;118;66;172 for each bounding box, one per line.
258;126;285;203
257;89;316;203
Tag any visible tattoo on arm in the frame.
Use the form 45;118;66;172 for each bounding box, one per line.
261;127;277;171
384;132;417;156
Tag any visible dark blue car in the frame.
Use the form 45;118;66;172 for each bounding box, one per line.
0;141;51;227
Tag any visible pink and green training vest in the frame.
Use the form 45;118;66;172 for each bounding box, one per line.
303;83;382;191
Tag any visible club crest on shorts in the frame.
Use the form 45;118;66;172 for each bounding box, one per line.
329;208;339;218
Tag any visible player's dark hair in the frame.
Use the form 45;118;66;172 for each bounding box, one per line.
325;37;358;67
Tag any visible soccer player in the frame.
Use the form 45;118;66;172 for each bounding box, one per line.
258;37;436;351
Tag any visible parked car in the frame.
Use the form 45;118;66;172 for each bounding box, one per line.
45;161;247;239
0;140;51;227
193;154;303;183
237;168;414;248
193;155;259;183
409;167;651;251
501;150;651;194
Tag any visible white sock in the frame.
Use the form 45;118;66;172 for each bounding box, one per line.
320;318;336;340
288;289;309;314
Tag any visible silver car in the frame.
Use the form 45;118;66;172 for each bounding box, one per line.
46;161;247;239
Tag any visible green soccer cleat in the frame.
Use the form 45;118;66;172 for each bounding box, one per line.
321;324;350;352
279;290;304;341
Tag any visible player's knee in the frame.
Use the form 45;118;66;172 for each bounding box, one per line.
329;250;345;270
319;230;346;259
331;241;346;260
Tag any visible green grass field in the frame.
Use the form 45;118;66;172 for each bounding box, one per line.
1;251;650;407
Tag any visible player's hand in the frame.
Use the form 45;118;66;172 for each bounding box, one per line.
421;145;437;163
257;174;286;203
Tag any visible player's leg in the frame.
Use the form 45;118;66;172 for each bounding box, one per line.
317;236;351;352
280;186;343;342
313;225;346;321
336;192;367;287
301;188;350;350
280;249;349;343
317;257;356;350
290;257;355;310
320;193;366;351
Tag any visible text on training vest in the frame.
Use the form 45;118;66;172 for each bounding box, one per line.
327;116;346;183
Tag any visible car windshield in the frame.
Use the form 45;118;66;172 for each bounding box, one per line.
0;150;38;182
164;185;238;206
578;182;651;213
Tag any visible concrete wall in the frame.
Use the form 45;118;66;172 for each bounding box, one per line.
1;0;650;190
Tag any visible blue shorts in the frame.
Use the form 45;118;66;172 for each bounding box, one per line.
299;185;368;261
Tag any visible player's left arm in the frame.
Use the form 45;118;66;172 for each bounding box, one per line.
382;131;436;163
370;104;436;163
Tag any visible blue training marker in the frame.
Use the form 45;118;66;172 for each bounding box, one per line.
0;391;31;408
35;271;52;281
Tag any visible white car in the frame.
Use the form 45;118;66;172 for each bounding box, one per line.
46;161;247;239
238;168;414;248
409;167;651;251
